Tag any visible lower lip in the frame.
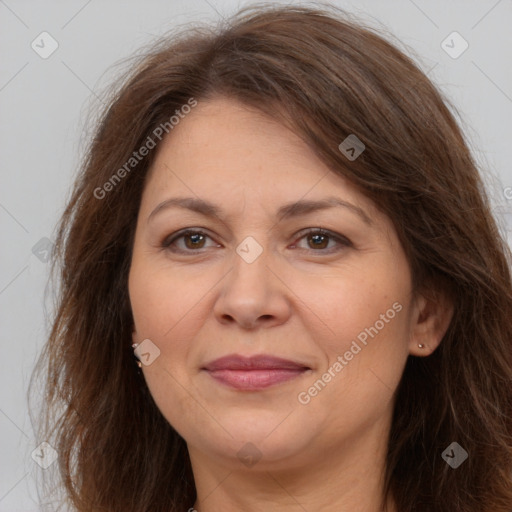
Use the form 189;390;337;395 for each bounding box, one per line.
205;368;308;390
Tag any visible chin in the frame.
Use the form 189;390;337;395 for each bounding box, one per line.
187;414;316;468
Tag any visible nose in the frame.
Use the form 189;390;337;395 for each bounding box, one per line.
212;241;292;330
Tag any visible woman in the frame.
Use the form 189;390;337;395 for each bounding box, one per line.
29;3;512;511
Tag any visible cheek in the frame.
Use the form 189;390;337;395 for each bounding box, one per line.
292;291;410;440
128;260;215;410
292;262;411;412
128;259;207;340
291;265;409;353
128;262;203;434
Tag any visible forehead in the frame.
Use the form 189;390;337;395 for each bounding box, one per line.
141;96;381;225
147;97;316;180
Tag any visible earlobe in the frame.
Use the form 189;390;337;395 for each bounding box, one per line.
409;288;454;356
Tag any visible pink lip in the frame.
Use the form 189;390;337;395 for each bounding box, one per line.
202;354;311;391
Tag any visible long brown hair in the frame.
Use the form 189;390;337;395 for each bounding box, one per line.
29;3;512;511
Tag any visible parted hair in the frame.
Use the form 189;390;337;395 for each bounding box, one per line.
29;3;512;511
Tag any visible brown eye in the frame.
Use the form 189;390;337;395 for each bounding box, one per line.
292;228;352;253
162;229;217;253
161;227;351;255
182;231;207;249
307;232;329;249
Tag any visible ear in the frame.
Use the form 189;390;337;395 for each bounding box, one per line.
408;287;454;356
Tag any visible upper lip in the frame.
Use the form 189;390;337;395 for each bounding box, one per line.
202;354;310;371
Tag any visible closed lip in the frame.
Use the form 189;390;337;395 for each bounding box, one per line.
202;354;311;391
202;354;311;371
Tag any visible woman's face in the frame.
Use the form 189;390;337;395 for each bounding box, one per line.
128;96;425;472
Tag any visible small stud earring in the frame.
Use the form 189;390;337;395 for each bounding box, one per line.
418;344;425;348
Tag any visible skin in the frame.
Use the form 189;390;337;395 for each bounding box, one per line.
128;96;453;511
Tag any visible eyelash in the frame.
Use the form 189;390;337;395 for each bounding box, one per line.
160;228;352;255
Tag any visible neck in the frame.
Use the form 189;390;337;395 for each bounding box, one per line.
188;420;396;512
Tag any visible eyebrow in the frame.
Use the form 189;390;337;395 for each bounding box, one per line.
147;196;373;226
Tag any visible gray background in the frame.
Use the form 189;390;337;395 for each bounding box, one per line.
1;0;511;510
